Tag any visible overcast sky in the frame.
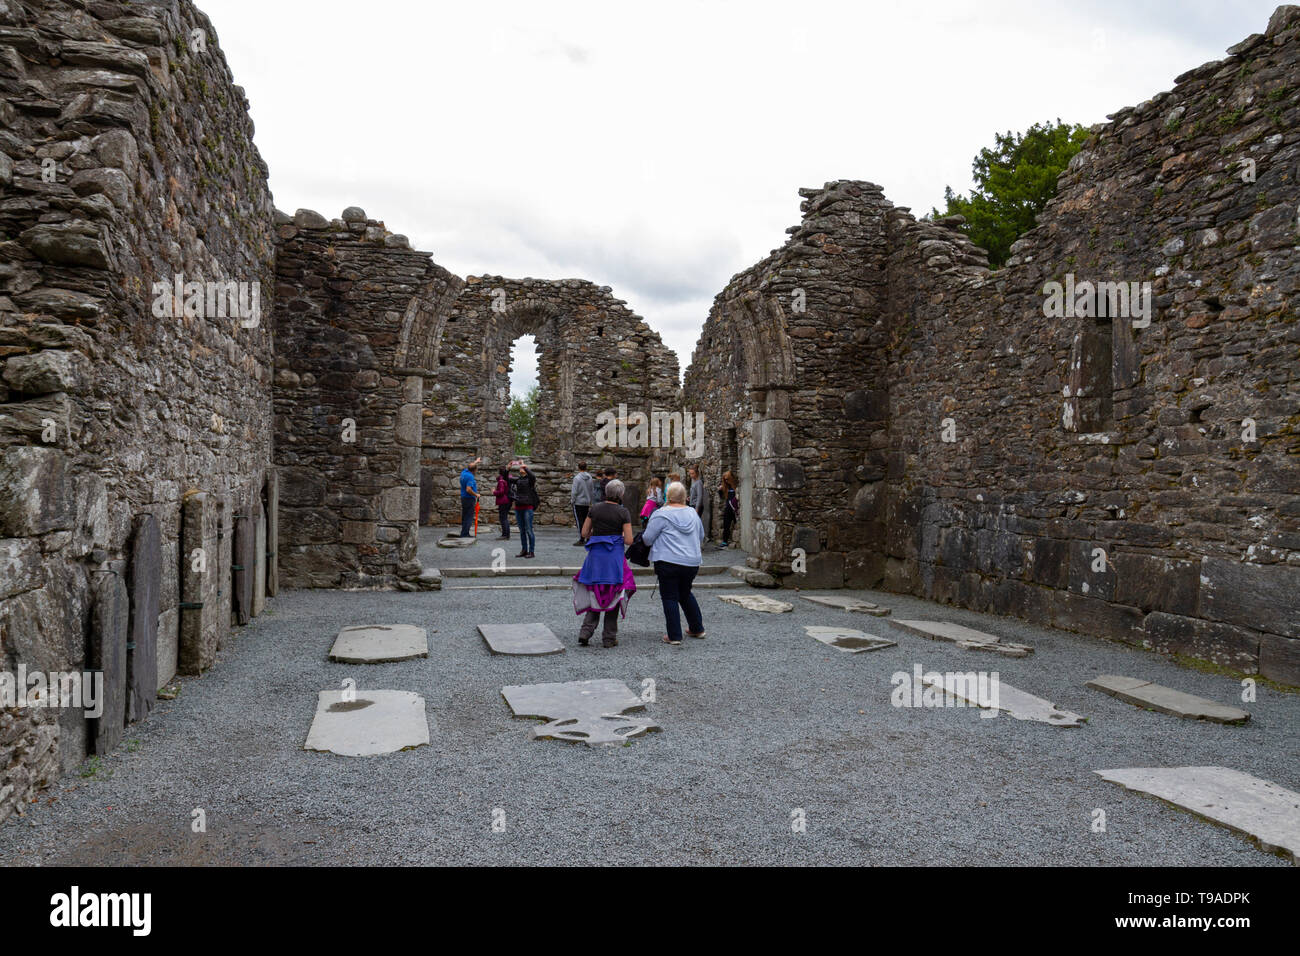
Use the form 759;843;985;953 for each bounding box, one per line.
199;0;1281;395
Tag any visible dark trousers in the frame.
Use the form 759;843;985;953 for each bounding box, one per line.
654;560;703;641
516;507;535;553
579;609;619;643
574;504;589;537
460;497;476;537
722;507;736;544
498;503;511;537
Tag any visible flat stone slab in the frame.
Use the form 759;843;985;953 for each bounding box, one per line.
729;565;779;588
805;626;896;653
1086;674;1250;724
921;674;1086;726
502;679;660;746
436;535;477;548
893;619;1033;657
478;622;564;655
1096;766;1300;862
719;594;793;613
328;625;428;663
801;594;891;617
304;690;430;756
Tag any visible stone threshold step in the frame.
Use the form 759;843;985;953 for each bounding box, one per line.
441;564;728;578
446;580;745;591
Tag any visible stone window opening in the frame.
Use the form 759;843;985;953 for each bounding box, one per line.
597;326;604;337
1065;296;1114;432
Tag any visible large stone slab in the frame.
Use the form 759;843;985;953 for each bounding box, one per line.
266;470;279;597
921;673;1085;726
304;690;430;756
437;534;477;548
892;619;1033;657
127;513;160;723
502;679;659;746
90;570;128;754
231;508;254;626
719;594;793;613
478;622;564;655
252;509;267;617
1096;766;1300;862
329;625;428;663
1086;674;1250;725
804;626;895;653
801;594;891;617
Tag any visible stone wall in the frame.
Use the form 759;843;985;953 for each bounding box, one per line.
0;0;275;823
685;7;1300;684
272;207;462;588
423;277;682;525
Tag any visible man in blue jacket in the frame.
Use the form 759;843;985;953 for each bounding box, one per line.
459;456;481;537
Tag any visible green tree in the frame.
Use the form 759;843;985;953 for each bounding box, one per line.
508;385;538;457
932;119;1089;268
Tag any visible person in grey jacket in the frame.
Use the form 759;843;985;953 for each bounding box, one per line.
688;466;705;540
570;462;595;546
643;481;706;646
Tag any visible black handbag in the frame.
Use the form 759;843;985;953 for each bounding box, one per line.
626;531;651;567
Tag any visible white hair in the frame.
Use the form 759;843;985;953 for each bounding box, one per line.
666;481;687;504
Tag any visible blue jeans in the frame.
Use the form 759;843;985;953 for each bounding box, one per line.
515;507;535;552
460;497;476;537
654;560;702;641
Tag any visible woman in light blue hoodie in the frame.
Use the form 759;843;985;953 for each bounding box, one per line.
642;482;706;645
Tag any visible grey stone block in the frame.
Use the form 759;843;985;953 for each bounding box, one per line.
478;622;564;655
502;679;659;746
90;570;128;754
127;514;160;724
1086;674;1250;724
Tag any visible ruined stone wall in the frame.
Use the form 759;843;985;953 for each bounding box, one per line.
876;8;1300;684
272;208;462;587
684;181;901;574
422;277;681;525
685;8;1299;684
0;0;275;823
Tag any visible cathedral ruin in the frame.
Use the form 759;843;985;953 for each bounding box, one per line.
0;0;1297;824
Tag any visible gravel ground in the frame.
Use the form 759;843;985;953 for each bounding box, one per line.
2;528;1296;866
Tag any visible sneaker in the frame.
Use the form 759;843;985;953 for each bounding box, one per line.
572;540;585;546
686;629;706;639
661;635;682;646
602;636;618;648
716;542;729;550
578;637;590;647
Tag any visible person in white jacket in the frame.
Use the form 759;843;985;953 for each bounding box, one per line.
643;482;707;646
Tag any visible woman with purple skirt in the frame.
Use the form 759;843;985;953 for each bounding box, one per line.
572;479;636;648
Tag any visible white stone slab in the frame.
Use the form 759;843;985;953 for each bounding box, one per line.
502;679;659;746
719;594;794;613
328;625;428;663
921;674;1086;726
893;619;1033;657
437;535;477;548
304;690;430;756
1085;674;1250;724
1096;766;1300;862
801;594;891;617
804;626;896;653
478;622;564;655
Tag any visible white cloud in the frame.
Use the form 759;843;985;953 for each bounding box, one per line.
200;0;1280;387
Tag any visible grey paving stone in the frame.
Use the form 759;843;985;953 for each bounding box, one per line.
304;690;430;756
1087;674;1250;724
719;594;793;613
328;625;428;664
1096;766;1300;862
801;594;891;616
893;619;1033;657
804;626;896;653
922;674;1086;726
501;679;659;746
437;535;477;548
478;622;564;655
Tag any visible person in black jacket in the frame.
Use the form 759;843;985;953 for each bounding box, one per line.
512;462;539;558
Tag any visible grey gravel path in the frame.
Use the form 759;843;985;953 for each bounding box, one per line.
1;557;1296;866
